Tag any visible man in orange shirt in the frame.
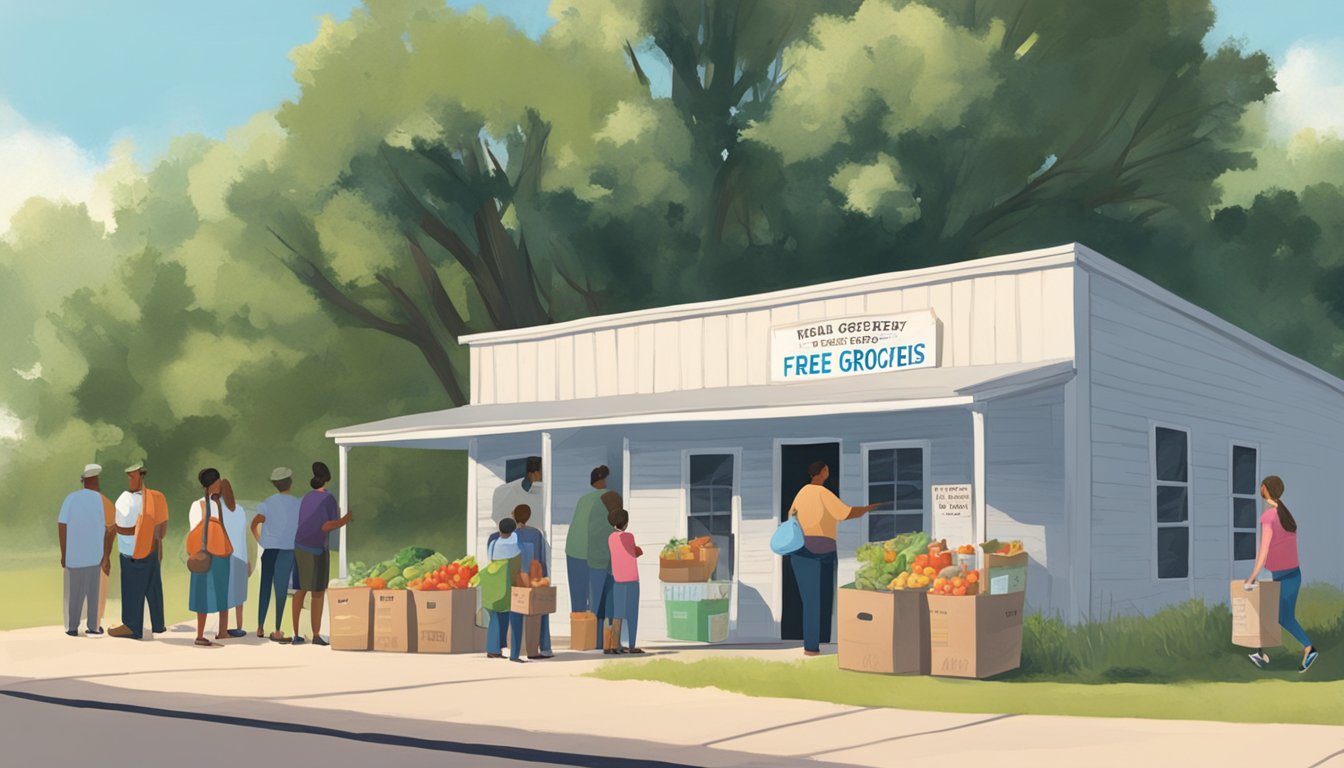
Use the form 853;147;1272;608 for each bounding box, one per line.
109;462;169;639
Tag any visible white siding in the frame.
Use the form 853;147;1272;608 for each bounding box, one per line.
469;266;1076;405
1087;272;1344;617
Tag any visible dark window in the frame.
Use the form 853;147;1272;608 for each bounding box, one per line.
505;458;530;484
688;454;734;580
1154;427;1190;579
1231;445;1259;562
866;447;925;541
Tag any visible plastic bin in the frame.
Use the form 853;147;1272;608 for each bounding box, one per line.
662;581;732;602
666;598;730;642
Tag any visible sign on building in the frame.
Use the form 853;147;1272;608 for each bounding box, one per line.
932;484;974;545
770;310;940;383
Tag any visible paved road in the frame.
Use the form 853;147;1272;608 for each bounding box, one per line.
0;679;839;768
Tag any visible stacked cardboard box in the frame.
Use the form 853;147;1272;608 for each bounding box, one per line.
327;587;373;651
659;543;720;583
837;587;929;675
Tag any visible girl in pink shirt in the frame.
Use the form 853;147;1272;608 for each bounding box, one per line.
1244;476;1318;672
606;508;644;655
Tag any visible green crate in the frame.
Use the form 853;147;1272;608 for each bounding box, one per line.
665;599;730;642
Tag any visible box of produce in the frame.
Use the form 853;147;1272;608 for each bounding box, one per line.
658;537;719;583
1230;580;1282;648
927;591;1025;679
326;586;373;651
980;540;1027;595
853;532;931;591
838;586;929;675
406;555;479;592
511;585;558;615
665;598;730;642
662;581;732;602
411;588;480;654
570;611;598;651
372;589;413;652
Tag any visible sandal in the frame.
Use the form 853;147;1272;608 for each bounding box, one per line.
627;648;646;654
257;627;265;639
269;632;290;643
194;638;215;647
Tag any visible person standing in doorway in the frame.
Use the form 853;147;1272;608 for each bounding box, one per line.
252;467;300;642
787;461;883;657
58;464;115;637
512;504;553;659
1244;475;1320;672
291;462;352;646
492;457;543;526
187;468;235;647
110;462;169;640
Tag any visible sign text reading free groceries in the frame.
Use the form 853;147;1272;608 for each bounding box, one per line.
771;310;939;382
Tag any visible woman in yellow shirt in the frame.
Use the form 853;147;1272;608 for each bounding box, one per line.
788;461;883;656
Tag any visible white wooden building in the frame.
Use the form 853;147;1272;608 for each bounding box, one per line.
327;243;1344;640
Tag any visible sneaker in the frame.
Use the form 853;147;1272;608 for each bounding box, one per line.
1300;650;1320;673
291;636;307;646
87;627;105;636
65;630;79;637
1248;652;1269;669
486;653;504;659
108;625;137;639
509;657;528;664
313;637;329;647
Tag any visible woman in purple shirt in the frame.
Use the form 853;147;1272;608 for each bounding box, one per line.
290;461;352;646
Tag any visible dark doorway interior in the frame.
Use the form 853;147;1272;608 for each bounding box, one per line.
779;441;840;641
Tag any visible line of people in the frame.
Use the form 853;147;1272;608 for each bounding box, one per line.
57;460;351;646
481;464;644;661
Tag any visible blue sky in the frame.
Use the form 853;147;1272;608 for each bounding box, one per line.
0;0;1339;235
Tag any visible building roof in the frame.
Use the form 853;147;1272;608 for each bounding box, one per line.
327;359;1074;447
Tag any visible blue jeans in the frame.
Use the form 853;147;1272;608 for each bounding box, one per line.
612;581;639;649
1271;568;1313;648
566;556;590;612
790;549;837;652
487;610;524;660
257;549;294;632
588;568;613;649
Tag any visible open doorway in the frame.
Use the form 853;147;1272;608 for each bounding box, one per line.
778;441;840;641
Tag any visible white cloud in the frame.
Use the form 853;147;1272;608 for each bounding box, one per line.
0;406;20;441
0;102;118;236
1269;42;1344;139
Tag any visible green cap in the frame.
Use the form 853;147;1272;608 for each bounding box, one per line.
270;467;293;482
124;462;145;474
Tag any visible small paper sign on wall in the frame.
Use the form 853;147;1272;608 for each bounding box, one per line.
932;484;974;545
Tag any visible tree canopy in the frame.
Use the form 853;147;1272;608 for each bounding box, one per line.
3;0;1342;550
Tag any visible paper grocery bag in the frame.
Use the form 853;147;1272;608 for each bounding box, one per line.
570;611;598;651
1230;581;1282;648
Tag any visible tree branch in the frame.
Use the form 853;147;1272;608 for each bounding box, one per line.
266;232;417;342
404;236;471;337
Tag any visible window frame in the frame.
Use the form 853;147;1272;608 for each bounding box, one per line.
502;455;533;484
680;447;743;624
1150;421;1193;583
860;440;932;543
1229;441;1261;569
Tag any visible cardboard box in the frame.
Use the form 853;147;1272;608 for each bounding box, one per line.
326;586;373;651
665;598;729;642
412;589;480;654
984;552;1028;595
372;589;412;652
659;545;720;583
511;585;557;615
927;591;1025;679
1231;580;1282;648
837;587;930;675
570;611;598;651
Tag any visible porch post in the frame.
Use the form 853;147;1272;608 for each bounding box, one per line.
466;438;479;558
621;437;631;501
338;443;350;580
972;406;987;546
542;431;553;559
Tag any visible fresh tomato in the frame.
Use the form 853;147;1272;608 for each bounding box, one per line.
437;583;450;590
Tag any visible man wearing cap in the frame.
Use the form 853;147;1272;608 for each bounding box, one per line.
57;464;116;636
110;462;169;640
251;467;301;642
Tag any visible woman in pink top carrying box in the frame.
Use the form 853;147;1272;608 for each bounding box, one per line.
606;508;644;655
1244;476;1319;672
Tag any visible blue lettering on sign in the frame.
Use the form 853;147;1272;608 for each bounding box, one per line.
782;342;927;379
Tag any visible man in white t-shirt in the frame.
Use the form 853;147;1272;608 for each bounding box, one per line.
491;457;543;527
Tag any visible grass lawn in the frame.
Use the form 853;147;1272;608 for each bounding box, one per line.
591;585;1344;726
